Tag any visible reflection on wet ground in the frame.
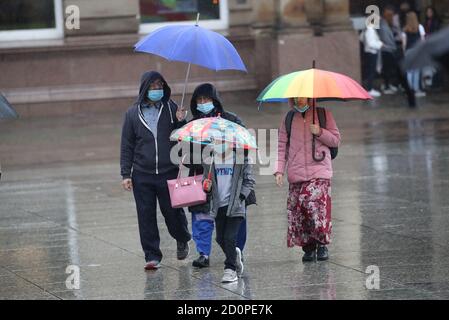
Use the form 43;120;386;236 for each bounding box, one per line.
1;93;449;299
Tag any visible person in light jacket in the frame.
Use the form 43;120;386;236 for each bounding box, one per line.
202;141;255;283
362;24;384;97
184;83;252;271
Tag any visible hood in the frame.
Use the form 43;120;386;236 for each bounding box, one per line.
190;83;225;118
136;71;171;106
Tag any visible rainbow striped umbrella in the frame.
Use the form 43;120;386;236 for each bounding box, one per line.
257;68;372;102
257;65;371;163
170;115;257;150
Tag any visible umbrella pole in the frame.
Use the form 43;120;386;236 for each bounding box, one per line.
180;63;192;110
179;13;199;110
312;98;325;162
312;98;316;124
196;13;200;26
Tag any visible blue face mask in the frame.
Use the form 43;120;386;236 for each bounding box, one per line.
147;89;164;102
197;102;215;114
294;105;310;113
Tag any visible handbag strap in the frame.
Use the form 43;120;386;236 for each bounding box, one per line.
207;154;214;181
177;154;188;181
177;152;214;182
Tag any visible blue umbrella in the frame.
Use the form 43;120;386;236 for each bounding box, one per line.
134;14;247;109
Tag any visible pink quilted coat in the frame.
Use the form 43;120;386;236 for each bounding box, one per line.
275;107;341;184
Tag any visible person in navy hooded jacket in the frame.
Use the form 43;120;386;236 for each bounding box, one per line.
120;71;191;270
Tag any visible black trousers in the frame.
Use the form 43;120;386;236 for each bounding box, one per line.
382;50;416;107
215;206;243;271
364;52;378;91
132;169;191;262
381;51;398;88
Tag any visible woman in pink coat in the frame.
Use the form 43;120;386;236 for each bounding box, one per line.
274;97;341;262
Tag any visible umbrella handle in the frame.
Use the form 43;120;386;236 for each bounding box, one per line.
312;137;326;162
203;154;213;193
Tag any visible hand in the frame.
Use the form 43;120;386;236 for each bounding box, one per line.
122;178;133;191
203;178;212;193
275;173;284;187
176;107;188;121
310;124;322;136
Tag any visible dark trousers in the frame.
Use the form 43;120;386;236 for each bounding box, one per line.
236;218;247;252
215;206;243;271
192;213;247;256
132;169;191;262
364;52;378;91
381;51;398;88
398;67;416;108
382;50;416;107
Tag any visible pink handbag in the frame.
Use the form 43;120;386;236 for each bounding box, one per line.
167;156;208;209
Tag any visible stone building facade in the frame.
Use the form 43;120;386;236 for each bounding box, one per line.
0;0;447;116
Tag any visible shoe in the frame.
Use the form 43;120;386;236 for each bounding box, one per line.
192;255;209;268
317;245;329;261
368;89;381;97
177;241;190;260
415;91;426;97
144;260;161;270
221;269;238;283
235;248;244;277
388;85;398;92
382;84;398;94
302;250;316;262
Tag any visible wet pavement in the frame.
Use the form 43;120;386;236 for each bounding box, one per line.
1;92;449;300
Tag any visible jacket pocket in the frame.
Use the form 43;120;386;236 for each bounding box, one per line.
287;150;301;181
232;198;245;216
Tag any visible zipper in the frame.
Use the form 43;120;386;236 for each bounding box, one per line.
138;104;164;175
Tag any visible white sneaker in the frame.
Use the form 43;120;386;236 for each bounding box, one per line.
415;91;426;97
383;88;395;94
388;85;398;92
368;89;381;97
235;248;244;277
221;269;238;283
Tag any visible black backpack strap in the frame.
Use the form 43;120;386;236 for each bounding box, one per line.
316;107;339;160
317;107;327;129
284;110;295;146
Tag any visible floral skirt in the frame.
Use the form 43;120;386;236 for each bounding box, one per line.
287;179;332;248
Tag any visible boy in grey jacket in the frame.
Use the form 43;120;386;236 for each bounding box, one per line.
203;143;255;283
